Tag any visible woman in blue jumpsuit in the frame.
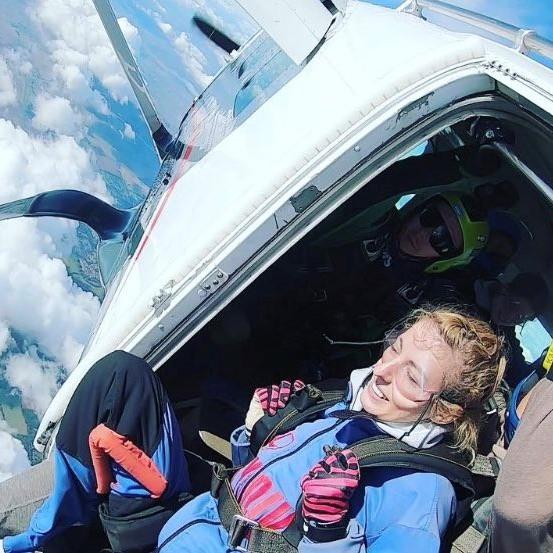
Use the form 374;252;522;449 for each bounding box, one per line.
158;307;506;553
0;308;505;553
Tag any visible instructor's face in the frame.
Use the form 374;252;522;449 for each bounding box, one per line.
398;199;463;260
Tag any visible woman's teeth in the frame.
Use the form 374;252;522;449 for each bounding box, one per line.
372;379;386;400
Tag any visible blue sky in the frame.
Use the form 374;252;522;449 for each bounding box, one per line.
366;0;553;41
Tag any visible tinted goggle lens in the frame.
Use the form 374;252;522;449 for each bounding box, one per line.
419;206;443;228
430;226;456;256
419;205;457;258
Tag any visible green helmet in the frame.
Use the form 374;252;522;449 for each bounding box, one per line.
425;192;489;274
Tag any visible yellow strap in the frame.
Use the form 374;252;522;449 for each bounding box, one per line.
543;342;553;372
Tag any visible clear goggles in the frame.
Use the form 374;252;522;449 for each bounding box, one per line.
376;332;443;403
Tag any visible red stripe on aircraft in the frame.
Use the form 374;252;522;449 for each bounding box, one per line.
134;141;196;261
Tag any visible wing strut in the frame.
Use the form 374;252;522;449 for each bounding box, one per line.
92;0;172;157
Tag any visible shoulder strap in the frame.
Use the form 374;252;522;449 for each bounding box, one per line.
350;435;489;526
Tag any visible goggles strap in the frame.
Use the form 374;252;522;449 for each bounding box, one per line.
397;394;437;444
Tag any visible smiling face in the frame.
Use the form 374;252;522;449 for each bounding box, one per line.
398;198;463;260
360;320;458;423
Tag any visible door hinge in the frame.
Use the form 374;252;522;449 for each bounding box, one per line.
198;268;229;297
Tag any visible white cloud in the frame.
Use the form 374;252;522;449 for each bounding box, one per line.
0;57;16;107
158;21;173;35
52;63;109;115
0;323;12;356
2;48;33;77
0;429;31;482
0;1;156;465
32;94;85;136
174;31;213;88
123;123;136;140
0;219;100;369
0;118;109;202
5;353;60;416
31;0;135;104
0;119;103;369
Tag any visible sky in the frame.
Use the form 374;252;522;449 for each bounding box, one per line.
0;0;551;480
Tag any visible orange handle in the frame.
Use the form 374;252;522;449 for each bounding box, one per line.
89;424;168;498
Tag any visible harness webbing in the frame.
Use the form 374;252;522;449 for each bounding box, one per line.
450;525;488;553
212;435;496;551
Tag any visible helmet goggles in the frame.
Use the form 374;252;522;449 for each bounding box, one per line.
424;192;489;274
419;204;461;258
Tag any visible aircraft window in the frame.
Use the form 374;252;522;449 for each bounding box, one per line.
400;141;429;159
516;318;553;362
395;194;416;210
394;141;429;210
173;33;298;169
234;50;294;117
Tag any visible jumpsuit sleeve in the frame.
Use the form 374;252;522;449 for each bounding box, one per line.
3;447;98;553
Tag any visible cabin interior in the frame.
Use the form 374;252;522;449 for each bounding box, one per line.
156;114;553;493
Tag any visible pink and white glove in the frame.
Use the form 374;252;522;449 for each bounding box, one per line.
244;379;305;433
301;448;360;525
256;379;306;416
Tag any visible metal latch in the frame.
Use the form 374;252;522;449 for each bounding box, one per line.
151;279;176;316
199;268;229;296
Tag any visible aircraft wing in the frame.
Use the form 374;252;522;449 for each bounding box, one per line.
92;0;172;157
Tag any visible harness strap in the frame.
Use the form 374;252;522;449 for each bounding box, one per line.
349;436;477;526
450;526;487;553
250;385;345;455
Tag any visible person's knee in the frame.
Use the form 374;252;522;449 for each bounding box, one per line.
493;489;550;534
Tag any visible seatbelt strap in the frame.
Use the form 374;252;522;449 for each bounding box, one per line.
471;454;500;478
450;525;487;553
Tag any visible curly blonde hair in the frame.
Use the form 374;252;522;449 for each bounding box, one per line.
400;306;507;460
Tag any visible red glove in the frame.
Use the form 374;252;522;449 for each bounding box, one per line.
301;448;360;525
255;379;305;416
